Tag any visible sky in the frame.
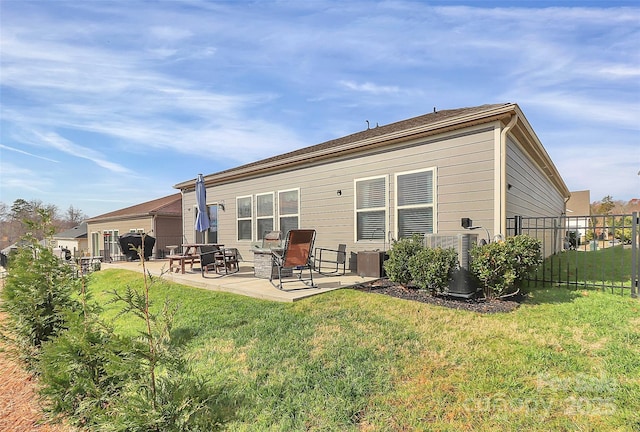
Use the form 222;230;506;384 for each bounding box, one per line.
1;0;639;218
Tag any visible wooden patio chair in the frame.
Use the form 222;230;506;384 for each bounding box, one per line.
270;229;317;290
314;243;347;275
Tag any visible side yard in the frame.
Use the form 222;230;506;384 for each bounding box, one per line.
85;269;640;431
1;268;639;430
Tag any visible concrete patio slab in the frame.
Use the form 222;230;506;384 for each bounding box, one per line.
103;259;377;302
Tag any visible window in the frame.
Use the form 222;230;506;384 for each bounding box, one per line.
129;228;144;233
236;196;253;241
278;189;299;235
194;205;219;243
396;168;435;238
103;229;120;258
207;204;218;243
256;192;275;240
355;176;386;241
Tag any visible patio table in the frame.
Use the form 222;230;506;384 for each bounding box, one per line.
168;244;223;274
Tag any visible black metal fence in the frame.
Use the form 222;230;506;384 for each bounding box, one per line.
507;213;639;297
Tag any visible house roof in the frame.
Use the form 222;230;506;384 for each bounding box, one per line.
175;103;569;197
54;222;88;239
86;193;182;223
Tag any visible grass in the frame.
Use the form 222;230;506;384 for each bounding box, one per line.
88;269;640;431
533;245;635;292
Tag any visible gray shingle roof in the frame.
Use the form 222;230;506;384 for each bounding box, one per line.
86;193;182;222
54;222;87;239
175;103;513;189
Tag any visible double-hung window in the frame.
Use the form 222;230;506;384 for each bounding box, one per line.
236;196;253;241
256;192;275;240
355;176;386;241
278;189;299;235
396;168;435;238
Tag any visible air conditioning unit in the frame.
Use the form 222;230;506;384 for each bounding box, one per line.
423;233;480;298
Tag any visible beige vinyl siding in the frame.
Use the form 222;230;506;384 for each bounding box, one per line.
505;138;565;218
154;216;183;257
87;217;153;258
505;138;566;257
184;125;497;266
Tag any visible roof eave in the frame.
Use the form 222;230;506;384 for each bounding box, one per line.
174;104;518;190
511;105;570;199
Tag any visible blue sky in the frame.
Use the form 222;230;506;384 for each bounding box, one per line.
1;0;639;218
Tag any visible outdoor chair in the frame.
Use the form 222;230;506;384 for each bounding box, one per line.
270;229;317;290
314;243;347;275
223;247;240;273
200;245;239;277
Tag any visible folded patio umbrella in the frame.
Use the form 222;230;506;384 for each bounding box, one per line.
194;173;210;234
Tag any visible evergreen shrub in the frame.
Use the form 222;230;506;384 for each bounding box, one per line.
408;247;459;295
469;235;542;298
383;234;425;285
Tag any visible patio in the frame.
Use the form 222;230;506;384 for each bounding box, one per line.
103;259;377;302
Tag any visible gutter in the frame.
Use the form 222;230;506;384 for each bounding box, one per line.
499;114;518;237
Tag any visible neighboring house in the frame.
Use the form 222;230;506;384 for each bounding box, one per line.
565;190;591;246
86;194;182;260
52;222;89;257
174;103;570;267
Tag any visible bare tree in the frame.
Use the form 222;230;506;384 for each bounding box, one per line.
64;205;88;227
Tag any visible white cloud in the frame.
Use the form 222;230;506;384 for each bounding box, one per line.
149;26;193;42
1;0;638;215
31;132;131;174
339;80;401;95
0;162;51;194
0;144;59;163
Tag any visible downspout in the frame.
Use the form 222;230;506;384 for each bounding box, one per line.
500;114;518;237
152;214;157;258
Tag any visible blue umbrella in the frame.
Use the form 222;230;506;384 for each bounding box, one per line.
194;174;210;234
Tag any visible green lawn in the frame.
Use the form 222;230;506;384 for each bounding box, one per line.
89;269;640;431
534;245;634;292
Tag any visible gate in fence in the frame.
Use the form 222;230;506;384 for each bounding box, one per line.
506;212;639;298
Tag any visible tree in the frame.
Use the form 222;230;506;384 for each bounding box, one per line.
64;205;88;227
0;199;89;248
592;195;615;215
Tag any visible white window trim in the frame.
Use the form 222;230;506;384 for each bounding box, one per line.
354;175;388;243
255;191;275;239
236;195;253;242
277;188;300;231
394;167;437;239
102;229;120;257
91;232;100;256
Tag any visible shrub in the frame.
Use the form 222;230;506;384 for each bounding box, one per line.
384;234;425;285
38;310;140;427
408;247;459;295
100;372;223;432
469;235;542;298
0;214;80;363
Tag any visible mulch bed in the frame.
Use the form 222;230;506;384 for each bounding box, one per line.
0;311;75;432
352;278;525;313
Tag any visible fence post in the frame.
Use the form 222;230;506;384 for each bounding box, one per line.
632;212;639;299
514;215;522;236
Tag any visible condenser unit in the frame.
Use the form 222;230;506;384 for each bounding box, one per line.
423;233;480;298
